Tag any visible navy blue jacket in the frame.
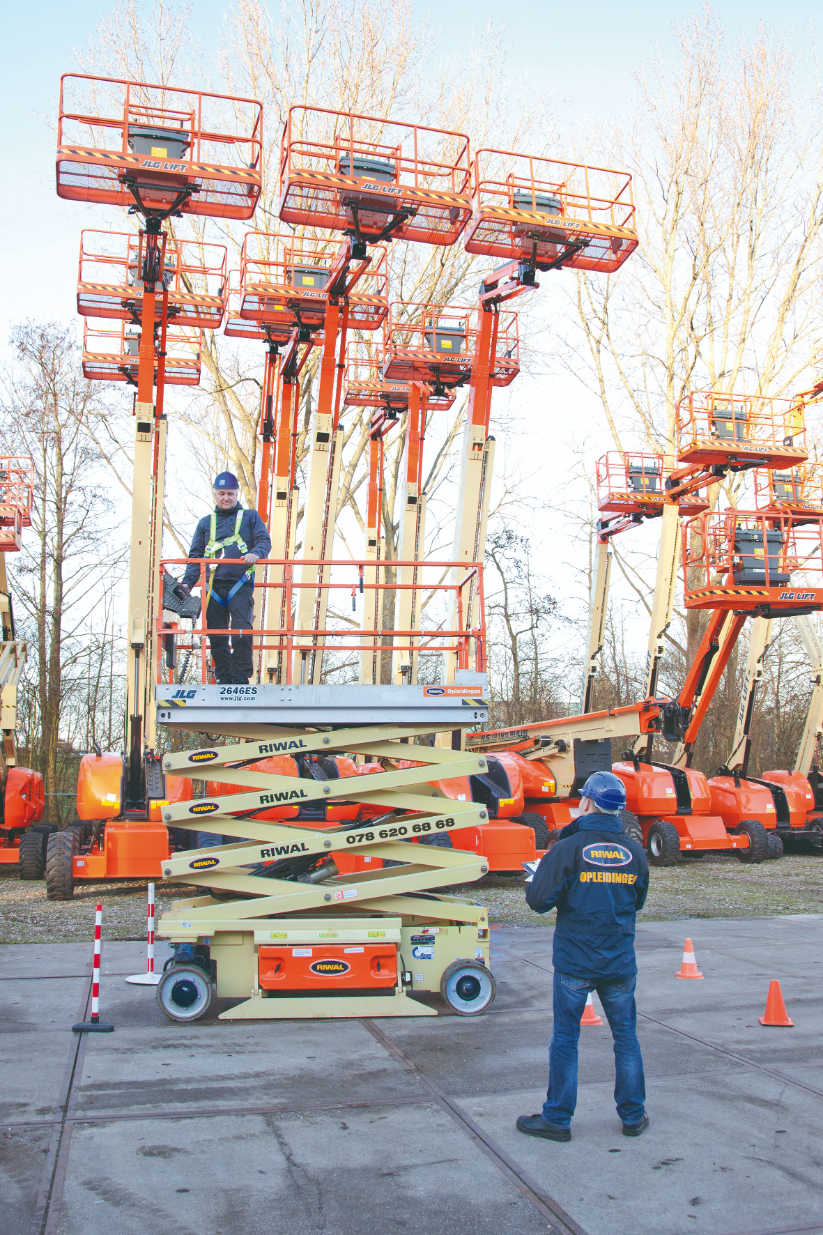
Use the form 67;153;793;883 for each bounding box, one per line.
526;812;649;981
182;505;271;590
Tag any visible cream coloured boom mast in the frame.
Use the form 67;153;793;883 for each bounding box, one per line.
793;615;823;775
725;616;773;775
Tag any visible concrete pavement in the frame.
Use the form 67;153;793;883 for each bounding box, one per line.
3;915;823;1235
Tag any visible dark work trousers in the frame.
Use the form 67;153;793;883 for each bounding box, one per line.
206;581;254;683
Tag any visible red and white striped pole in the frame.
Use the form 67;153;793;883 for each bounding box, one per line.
73;902;114;1033
127;882;161;986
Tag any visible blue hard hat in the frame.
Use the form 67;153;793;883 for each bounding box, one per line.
213;471;239;490
580;771;626;814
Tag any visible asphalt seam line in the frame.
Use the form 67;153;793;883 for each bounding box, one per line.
362;1017;589;1235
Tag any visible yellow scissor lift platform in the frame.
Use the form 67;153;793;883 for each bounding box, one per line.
154;687;496;1021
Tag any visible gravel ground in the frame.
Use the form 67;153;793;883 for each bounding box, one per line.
0;852;820;945
455;851;823;926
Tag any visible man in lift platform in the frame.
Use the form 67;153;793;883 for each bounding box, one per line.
182;472;271;686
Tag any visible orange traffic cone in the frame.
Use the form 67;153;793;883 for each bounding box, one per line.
759;980;794;1027
580;993;603;1025
675;938;704;980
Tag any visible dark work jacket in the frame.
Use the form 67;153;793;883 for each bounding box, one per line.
526;812;649;981
182;505;271;590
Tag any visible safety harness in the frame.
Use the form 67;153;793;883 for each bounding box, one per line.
205;509;255;607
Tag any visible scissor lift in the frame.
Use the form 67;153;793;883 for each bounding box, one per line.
0;459;47;875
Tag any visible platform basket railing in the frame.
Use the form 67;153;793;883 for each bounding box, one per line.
82;318;202;385
77;229;227;328
753;462;823;517
278;106;472;246
681;510;823;610
463;148;638;273
57;74;262;220
675;391;807;468
0;458;35;529
238;232;388;332
156;557;486;687
382;302;519;388
342;351;456;412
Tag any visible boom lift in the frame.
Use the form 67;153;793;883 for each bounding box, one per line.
48;74;255;898
0;459;46;875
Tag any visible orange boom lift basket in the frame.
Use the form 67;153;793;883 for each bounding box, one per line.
57;74;262;220
675;391;806;470
77;229;227;330
682;510;823;612
82;317;202;386
278;106;472;247
382;302;519;392
464;148;638;274
238;232;389;337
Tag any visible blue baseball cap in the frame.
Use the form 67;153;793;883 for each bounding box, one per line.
213;472;239;490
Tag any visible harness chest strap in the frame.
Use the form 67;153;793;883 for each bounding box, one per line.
205;509;255;607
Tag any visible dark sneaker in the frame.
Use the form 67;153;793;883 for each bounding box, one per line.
516;1114;571;1142
622;1114;649;1137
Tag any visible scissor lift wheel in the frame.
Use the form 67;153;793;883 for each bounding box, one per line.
45;828;78;899
156;965;213;1022
440;960;496;1016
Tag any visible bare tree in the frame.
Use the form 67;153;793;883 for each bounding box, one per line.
2;323;126;820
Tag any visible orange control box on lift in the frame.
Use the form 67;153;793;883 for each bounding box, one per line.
258;944;397;990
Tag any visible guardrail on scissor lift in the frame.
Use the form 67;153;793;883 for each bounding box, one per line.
156;557;486;686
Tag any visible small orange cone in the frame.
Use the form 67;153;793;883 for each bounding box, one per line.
675;938;704;979
759;980;794;1026
580;993;603;1025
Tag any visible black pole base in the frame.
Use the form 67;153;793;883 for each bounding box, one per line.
72;1021;114;1033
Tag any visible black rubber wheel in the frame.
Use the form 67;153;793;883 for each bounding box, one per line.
517;812;550;849
30;823;57;837
646;820;681;866
45;829;78;900
806;818;823;851
735;818;768;864
18;831;45;880
766;832;784;860
619;809;643;846
419;831;453;848
440;959;495;1016
156;964;213;1022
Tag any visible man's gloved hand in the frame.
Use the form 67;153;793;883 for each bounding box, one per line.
173;582;192;601
243;553;259;566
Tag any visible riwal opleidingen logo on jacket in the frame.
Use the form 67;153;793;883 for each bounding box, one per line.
580;841;637;885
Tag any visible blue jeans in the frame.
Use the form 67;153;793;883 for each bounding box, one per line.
543;970;646;1128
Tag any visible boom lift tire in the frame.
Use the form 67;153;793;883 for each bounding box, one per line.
440;959;496;1016
618;810;643;846
517;812;550;849
419;831;453;849
156;964;213;1022
734;818;768;864
766;832;784;860
807;819;823;851
18;831;46;880
646;820;681;866
45;828;78;900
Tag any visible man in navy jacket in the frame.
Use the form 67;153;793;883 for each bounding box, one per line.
182;473;271;685
517;771;650;1142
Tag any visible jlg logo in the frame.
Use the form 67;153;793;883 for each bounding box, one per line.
171;689;196;699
